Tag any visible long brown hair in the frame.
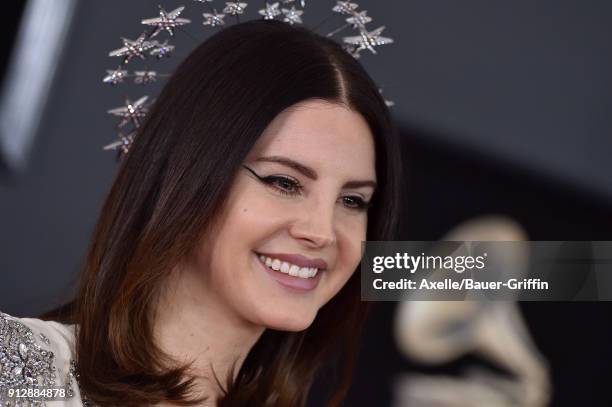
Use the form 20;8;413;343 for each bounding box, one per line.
41;20;403;406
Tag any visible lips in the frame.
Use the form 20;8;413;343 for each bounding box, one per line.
255;252;328;270
254;251;323;291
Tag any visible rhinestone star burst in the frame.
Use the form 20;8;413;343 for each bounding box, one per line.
107;96;150;129
223;2;248;16
141;6;191;37
343;25;393;55
109;33;156;64
281;6;303;25
203;10;226;26
259;3;282;20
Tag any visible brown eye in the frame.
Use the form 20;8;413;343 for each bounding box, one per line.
341;196;371;211
262;176;303;196
242;165;303;196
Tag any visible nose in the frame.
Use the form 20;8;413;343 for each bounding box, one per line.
289;196;337;248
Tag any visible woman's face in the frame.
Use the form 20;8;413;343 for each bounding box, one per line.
194;99;376;331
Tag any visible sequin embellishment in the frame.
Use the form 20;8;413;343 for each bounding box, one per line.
0;312;75;406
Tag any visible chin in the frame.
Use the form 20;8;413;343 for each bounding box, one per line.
257;308;317;332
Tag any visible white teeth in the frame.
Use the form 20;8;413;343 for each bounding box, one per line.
289;264;300;276
257;254;320;279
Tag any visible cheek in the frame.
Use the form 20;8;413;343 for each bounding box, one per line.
214;184;277;241
207;192;287;278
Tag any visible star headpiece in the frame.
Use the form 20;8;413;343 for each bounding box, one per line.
103;1;395;158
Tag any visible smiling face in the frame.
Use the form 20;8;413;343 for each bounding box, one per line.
191;99;376;331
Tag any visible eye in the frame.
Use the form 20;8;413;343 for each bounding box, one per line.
242;164;302;196
262;175;303;196
341;195;373;212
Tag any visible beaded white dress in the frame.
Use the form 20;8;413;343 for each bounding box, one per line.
0;311;90;406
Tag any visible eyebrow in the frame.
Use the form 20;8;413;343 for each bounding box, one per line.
253;155;378;190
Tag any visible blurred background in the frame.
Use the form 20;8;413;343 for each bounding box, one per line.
0;1;610;406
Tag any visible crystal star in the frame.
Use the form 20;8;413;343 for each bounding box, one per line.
333;1;359;15
141;6;191;38
223;2;248;16
109;33;155;64
103;131;136;155
107;96;150;128
134;71;157;85
149;40;175;58
346;10;371;28
103;67;128;85
203;10;226;26
343;26;393;55
281;6;303;25
259;3;281;20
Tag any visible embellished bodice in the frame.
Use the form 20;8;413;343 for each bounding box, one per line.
0;311;89;406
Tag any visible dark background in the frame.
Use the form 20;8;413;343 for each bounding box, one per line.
1;1;610;406
342;129;612;406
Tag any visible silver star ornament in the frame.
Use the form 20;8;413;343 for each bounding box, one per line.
141;6;191;37
103;131;136;155
346;10;371;28
282;6;303;25
109;33;155;64
107;96;150;128
223;2;248;16
103;68;128;85
134;71;157;85
343;26;393;55
259;3;281;20
149;40;175;59
203;10;226;26
333;1;359;15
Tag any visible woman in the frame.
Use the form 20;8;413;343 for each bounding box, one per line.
0;20;402;406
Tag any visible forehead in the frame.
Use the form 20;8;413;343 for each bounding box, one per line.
247;100;376;176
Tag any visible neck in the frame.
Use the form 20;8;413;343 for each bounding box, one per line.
153;264;265;405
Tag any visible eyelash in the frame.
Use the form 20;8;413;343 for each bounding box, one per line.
243;166;372;212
